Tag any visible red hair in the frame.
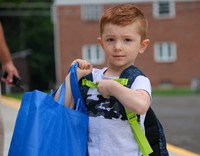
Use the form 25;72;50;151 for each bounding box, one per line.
100;4;148;41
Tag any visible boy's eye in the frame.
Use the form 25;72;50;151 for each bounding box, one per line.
124;38;132;42
106;38;114;42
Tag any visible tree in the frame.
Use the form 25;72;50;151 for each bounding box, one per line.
0;1;55;91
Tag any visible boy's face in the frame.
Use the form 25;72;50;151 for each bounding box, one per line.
98;22;149;69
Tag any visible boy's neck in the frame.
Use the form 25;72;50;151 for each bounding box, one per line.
104;69;120;77
104;65;133;77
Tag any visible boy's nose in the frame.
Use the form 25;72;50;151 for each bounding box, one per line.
114;41;122;52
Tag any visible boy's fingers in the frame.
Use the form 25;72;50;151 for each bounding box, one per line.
79;60;91;69
72;59;80;65
72;59;92;70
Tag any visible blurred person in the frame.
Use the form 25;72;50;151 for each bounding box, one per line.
0;22;19;156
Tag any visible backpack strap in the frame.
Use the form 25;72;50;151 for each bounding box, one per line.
78;73;93;101
119;65;153;155
126;109;153;156
81;78;128;88
120;65;168;155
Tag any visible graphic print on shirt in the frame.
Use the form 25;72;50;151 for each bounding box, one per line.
86;94;127;120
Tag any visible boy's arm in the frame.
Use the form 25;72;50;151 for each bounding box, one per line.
54;59;92;107
97;80;151;115
54;73;74;108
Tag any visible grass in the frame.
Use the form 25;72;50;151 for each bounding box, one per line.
3;90;51;100
4;92;24;100
152;87;198;96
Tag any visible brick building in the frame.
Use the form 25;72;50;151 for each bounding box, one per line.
53;0;200;87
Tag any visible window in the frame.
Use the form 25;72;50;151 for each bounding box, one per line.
81;4;103;21
153;1;175;18
154;42;177;63
83;44;105;65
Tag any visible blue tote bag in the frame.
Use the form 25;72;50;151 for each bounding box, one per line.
8;64;88;156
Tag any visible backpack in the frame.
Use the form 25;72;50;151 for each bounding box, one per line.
79;65;169;156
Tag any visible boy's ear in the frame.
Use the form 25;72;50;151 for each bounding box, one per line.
97;37;103;48
139;39;150;54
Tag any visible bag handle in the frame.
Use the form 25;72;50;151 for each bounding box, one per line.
57;80;66;105
55;64;87;114
70;63;88;114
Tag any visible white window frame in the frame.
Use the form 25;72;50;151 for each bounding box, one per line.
153;1;175;19
154;42;177;63
81;4;103;21
82;44;105;65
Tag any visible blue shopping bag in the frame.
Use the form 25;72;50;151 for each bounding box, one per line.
8;64;88;156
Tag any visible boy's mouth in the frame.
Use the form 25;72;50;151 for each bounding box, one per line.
113;55;125;58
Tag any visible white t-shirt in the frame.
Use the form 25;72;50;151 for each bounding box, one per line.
85;68;151;156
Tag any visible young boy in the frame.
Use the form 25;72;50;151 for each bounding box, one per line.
55;4;151;156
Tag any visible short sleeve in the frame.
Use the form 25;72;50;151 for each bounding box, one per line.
131;76;152;98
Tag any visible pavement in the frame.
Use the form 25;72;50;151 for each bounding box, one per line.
0;95;200;156
152;96;200;155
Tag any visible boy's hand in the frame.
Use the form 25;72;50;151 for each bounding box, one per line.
96;79;118;98
71;59;92;80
